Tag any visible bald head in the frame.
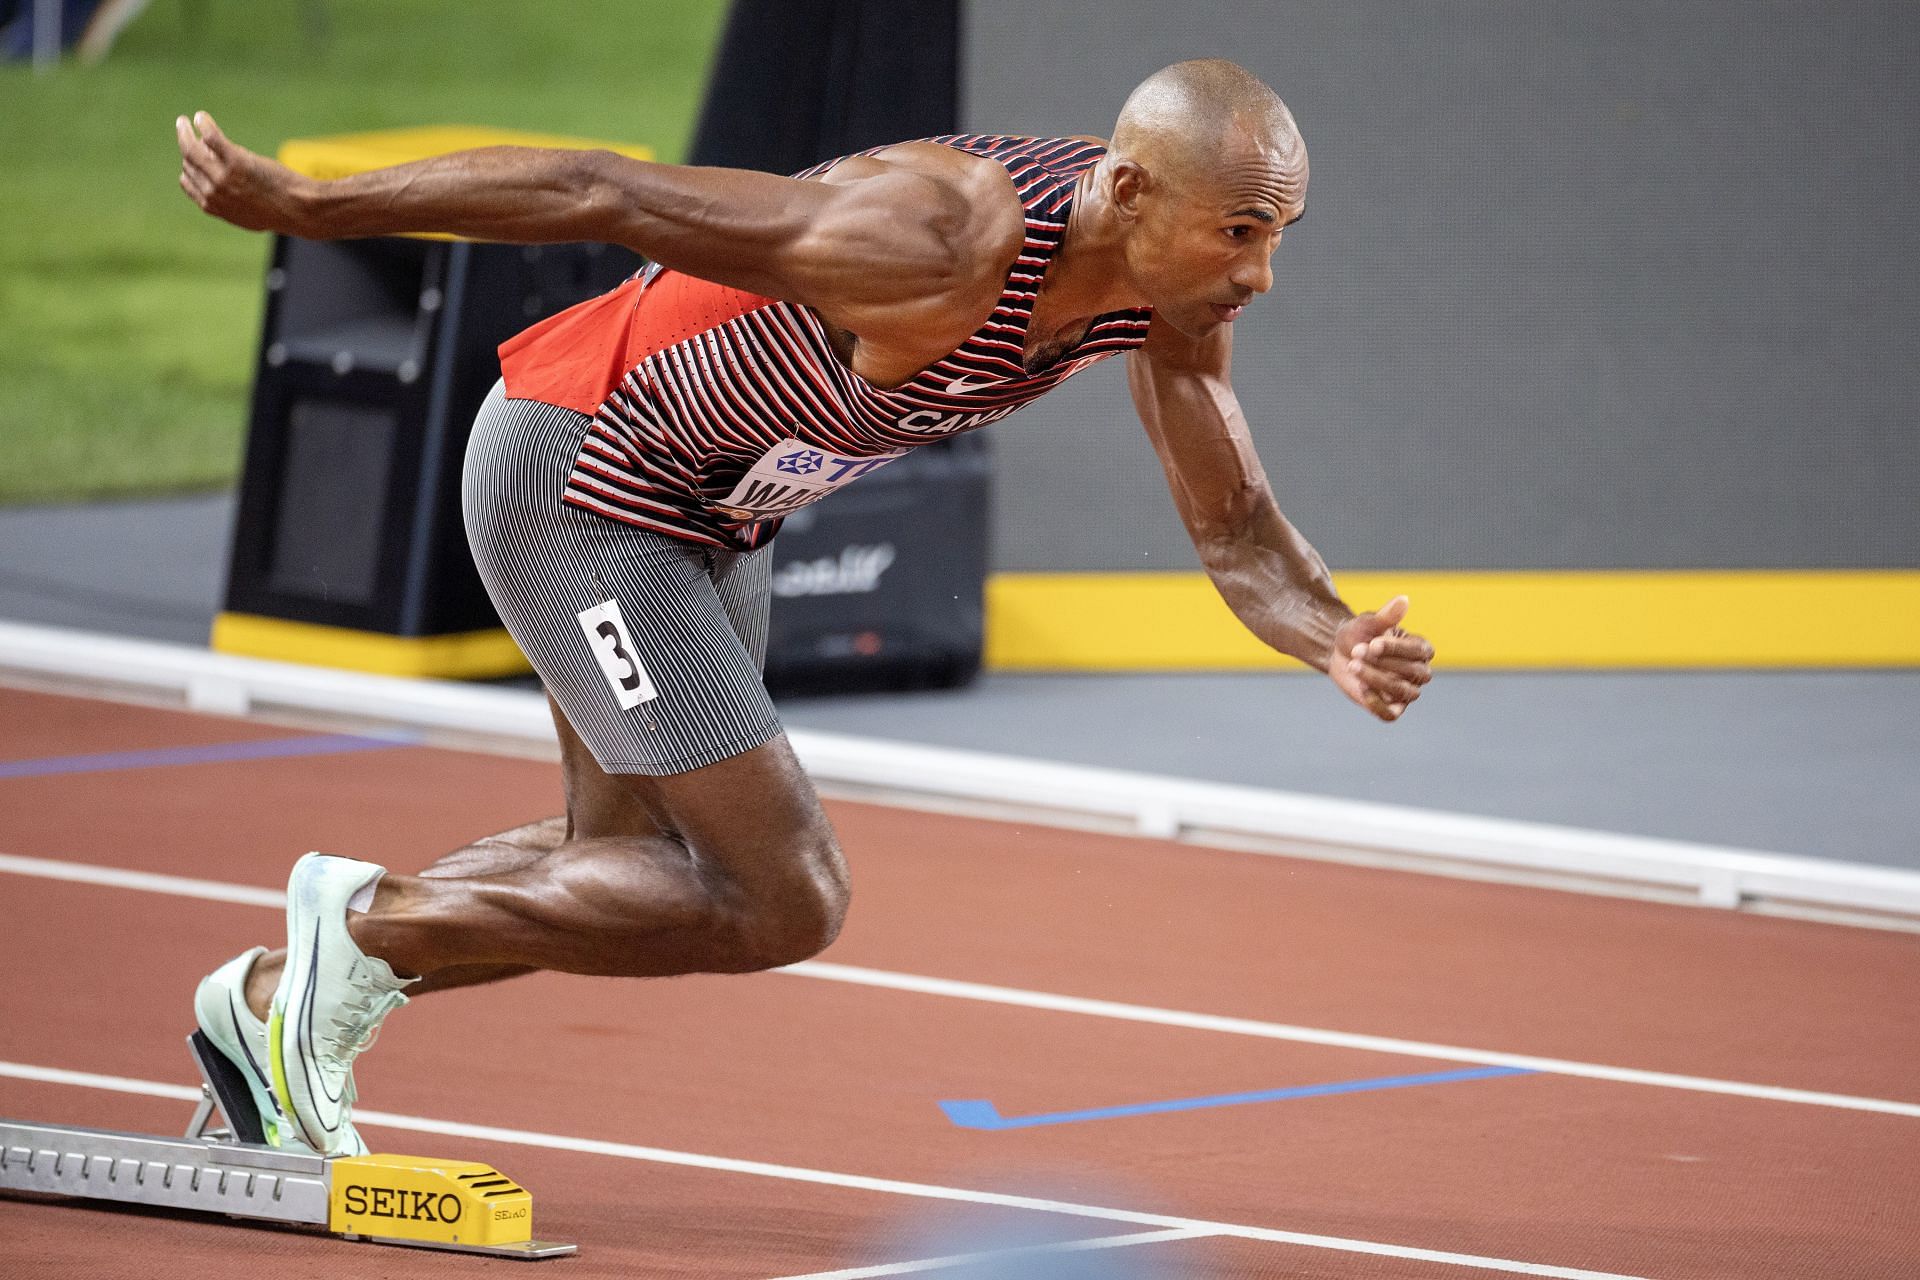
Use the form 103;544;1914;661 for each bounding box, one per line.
1087;61;1306;337
1110;59;1303;190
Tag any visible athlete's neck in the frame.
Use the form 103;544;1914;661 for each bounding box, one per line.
1038;162;1148;324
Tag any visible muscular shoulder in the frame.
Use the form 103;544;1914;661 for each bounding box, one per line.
813;141;1025;287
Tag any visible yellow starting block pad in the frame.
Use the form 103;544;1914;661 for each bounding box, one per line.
332;1152;546;1252
0;1118;575;1259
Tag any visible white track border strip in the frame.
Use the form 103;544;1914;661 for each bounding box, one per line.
765;1226;1215;1280
3;851;1916;1120
2;620;1916;921
0;1061;1653;1280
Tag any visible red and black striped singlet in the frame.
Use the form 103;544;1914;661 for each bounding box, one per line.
497;135;1155;550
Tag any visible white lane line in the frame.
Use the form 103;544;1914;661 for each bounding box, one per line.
0;1061;1652;1280
0;1063;200;1102
764;1227;1215;1280
785;963;1920;1120
0;851;284;908
5;850;1918;1120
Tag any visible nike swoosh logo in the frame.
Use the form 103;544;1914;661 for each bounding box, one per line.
226;993;279;1105
296;926;348;1128
944;373;999;394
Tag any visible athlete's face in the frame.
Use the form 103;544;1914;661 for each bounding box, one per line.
1122;129;1306;337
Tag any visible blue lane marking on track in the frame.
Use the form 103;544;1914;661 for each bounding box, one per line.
941;1065;1539;1130
0;732;424;780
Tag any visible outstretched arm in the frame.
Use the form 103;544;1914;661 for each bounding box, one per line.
173;112;986;325
1127;317;1433;721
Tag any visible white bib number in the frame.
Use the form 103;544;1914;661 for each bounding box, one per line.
577;599;655;710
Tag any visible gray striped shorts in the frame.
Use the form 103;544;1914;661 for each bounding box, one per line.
462;381;781;775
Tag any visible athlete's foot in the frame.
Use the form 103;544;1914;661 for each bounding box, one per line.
195;946;368;1154
243;949;280;1022
269;853;416;1156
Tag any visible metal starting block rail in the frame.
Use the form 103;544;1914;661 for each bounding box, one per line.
0;1035;575;1259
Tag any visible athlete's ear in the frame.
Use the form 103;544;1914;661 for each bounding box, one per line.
1110;159;1150;222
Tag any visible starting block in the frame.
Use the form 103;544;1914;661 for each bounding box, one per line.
0;1033;575;1259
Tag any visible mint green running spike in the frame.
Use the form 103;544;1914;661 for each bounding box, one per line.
194;946;367;1155
271;853;414;1156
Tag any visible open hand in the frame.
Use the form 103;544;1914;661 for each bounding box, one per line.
1329;595;1433;722
175;111;307;235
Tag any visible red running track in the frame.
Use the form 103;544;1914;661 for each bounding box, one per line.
2;685;1918;1278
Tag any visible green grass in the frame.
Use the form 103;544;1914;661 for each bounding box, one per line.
0;0;728;503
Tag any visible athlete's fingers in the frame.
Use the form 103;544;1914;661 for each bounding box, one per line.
1364;632;1434;664
175;114;203;161
176;126;211;187
179;140;214;184
193;111;232;158
1372;595;1409;629
1354;653;1431;684
1343;597;1413;658
1344;617;1393;654
1349;661;1423;705
181;163;219;210
177;120;223;190
1360;689;1404;721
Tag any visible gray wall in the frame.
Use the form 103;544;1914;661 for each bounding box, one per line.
963;1;1920;571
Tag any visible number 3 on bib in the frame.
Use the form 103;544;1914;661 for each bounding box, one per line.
577;599;657;710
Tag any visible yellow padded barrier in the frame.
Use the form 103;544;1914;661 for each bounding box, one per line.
984;570;1920;670
278;124;652;180
277;126;654;242
212;613;530;680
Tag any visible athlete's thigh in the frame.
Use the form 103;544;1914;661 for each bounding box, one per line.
464;383;820;870
465;384;783;778
556;698;835;874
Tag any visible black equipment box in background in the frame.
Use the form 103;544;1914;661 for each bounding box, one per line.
763;434;991;696
216;232;640;675
213;123;658;677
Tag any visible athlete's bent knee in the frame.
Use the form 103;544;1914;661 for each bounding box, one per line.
722;843;850;972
